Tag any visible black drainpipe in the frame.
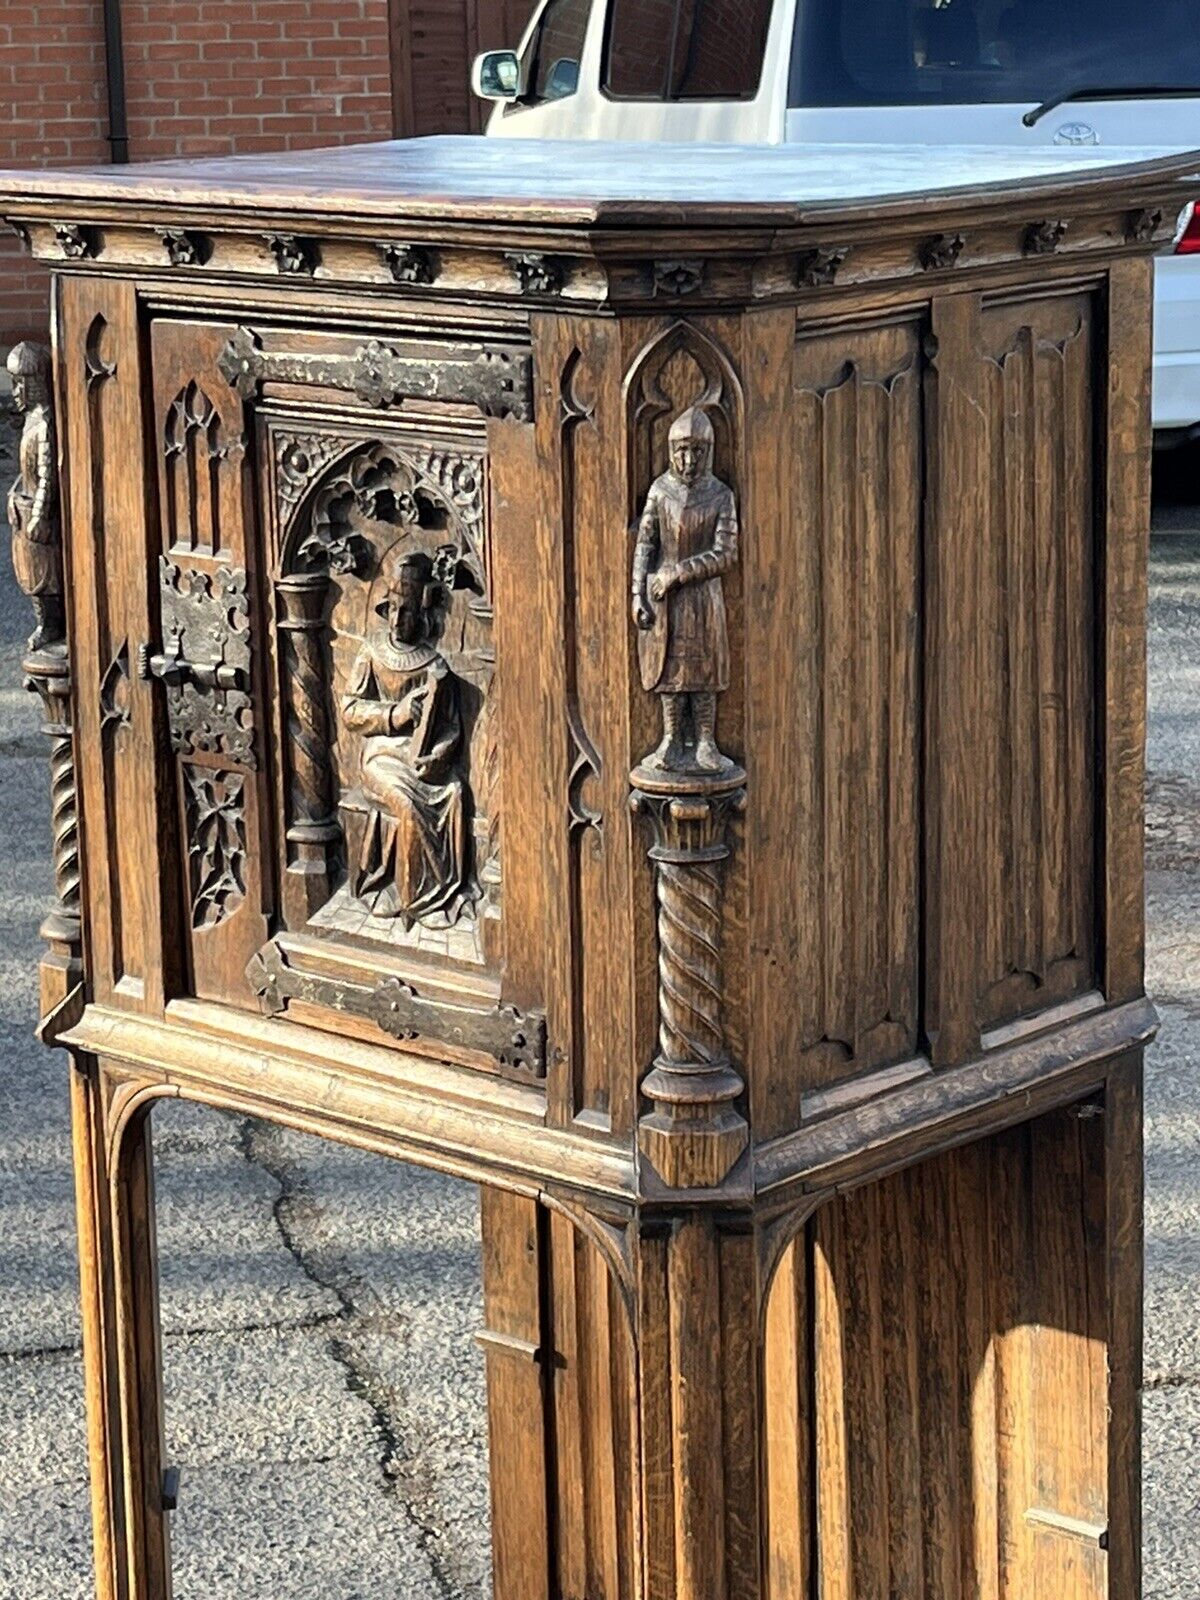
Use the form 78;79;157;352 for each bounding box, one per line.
102;0;130;163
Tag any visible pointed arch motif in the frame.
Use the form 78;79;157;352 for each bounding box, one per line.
623;318;745;521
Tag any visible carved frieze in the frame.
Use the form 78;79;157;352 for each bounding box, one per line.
797;246;849;288
1127;206;1166;244
920;231;966;270
266;233;319;275
379;241;438;284
160;228;209;266
506;251;564;295
653;258;706;297
1024;218;1069;255
140;558;256;768
54;223;98;260
246;941;547;1079
218;326;533;421
185;767;247;928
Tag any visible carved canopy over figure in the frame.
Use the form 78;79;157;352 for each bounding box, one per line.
6;341;63;653
632;406;739;774
341;550;476;926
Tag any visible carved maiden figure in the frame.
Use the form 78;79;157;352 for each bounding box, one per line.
632;407;738;774
6;342;63;653
341;551;475;926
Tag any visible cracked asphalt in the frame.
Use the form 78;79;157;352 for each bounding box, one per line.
1;420;1198;1597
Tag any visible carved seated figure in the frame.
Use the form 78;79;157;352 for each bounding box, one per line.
341;551;474;927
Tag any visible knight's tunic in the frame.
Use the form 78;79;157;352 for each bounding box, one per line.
8;408;60;599
633;469;738;695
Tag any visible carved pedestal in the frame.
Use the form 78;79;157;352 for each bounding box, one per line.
1;138;1188;1600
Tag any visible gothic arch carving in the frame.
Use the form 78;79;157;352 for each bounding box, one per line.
623;319;745;519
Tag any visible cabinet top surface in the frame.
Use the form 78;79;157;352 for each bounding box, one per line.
1;135;1198;227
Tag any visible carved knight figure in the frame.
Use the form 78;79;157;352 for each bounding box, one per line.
341;550;475;927
632;407;738;773
6;342;64;653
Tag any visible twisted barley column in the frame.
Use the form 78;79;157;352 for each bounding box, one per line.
25;648;81;952
655;857;724;1067
49;722;81;921
276;574;339;919
276;575;335;833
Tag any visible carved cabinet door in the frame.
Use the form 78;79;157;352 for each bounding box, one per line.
147;320;271;1003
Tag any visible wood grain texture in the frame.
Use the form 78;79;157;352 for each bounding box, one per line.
768;1104;1124;1599
17;148;1161;1599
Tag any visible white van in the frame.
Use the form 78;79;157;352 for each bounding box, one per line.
474;0;1200;437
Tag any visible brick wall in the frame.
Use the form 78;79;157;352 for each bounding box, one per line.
0;0;396;348
0;2;112;347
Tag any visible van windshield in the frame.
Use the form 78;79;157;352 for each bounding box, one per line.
790;0;1200;107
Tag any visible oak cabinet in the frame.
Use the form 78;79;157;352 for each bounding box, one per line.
1;137;1190;1599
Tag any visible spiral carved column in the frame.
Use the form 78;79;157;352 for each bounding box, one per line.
25;644;81;951
631;767;748;1189
276;572;339;922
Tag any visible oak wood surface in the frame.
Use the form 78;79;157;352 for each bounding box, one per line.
3;140;1165;1598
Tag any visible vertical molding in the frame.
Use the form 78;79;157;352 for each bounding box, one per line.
923;292;986;1066
1101;258;1154;1003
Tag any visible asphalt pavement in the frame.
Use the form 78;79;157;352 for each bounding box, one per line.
0;422;1197;1597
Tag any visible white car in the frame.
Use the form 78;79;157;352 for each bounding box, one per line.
474;0;1200;439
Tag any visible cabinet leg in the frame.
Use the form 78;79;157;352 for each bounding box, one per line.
636;1212;764;1600
71;1058;171;1600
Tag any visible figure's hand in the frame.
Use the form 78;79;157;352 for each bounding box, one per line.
648;565;676;602
632;597;654;630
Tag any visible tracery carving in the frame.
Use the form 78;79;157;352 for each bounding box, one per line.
164;382;239;553
184;767;247;928
99;641;132;740
275;433;357;537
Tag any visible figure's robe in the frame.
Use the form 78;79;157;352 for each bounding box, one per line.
341;642;471;926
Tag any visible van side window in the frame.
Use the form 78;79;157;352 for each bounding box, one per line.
527;0;592;102
604;0;773;101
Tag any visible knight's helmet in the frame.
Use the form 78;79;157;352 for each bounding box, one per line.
6;341;51;408
668;405;714;468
